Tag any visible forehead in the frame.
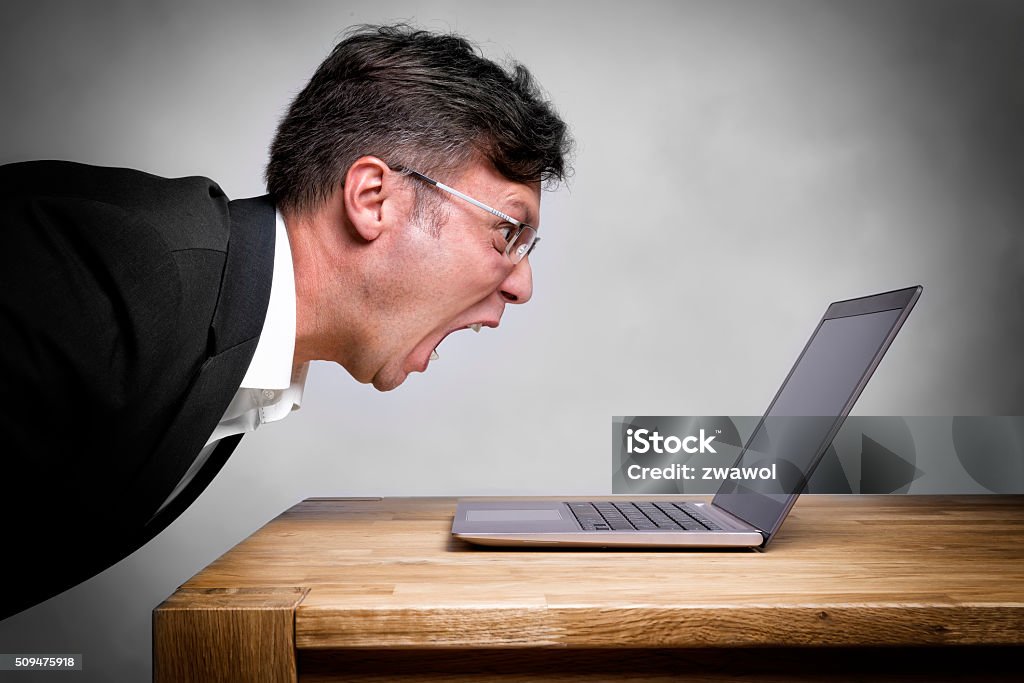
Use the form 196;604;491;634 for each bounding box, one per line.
453;162;542;228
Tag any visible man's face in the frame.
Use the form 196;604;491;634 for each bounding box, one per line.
368;160;540;391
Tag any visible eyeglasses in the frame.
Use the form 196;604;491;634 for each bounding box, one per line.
393;166;539;264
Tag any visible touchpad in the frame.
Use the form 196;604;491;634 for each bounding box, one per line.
466;509;563;522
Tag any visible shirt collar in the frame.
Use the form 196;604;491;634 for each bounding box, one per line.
238;208;296;389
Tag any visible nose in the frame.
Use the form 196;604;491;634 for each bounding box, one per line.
499;256;533;304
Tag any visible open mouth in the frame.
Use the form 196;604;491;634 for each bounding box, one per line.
429;322;486;361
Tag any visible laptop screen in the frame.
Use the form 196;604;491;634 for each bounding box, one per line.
712;291;917;541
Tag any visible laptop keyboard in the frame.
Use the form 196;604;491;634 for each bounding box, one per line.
566;502;723;532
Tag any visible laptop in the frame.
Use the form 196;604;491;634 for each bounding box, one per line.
453;286;922;549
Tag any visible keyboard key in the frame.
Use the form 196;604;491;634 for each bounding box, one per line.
634;503;682;530
612;503;660;530
592;504;634;530
568;501;730;532
675;504;722;530
655;503;705;531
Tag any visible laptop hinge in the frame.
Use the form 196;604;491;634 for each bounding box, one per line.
708;502;768;539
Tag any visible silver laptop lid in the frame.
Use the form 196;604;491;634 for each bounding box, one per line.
712;286;921;546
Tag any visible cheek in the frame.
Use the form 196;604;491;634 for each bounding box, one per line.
436;265;499;307
418;226;512;311
470;256;513;298
442;243;510;294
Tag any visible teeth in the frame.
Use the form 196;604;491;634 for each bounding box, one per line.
469;323;482;333
429;349;439;361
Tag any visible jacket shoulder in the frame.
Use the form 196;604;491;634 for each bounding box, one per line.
0;161;235;469
0;160;231;252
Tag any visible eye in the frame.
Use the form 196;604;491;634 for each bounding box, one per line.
492;224;514;252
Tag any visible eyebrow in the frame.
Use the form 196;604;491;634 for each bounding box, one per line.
502;198;536;228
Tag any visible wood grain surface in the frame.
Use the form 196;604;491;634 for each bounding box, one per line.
153;587;307;683
156;495;1024;681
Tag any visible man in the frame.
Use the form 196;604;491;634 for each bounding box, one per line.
0;24;571;619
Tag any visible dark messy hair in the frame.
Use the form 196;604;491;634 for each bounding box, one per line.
266;24;574;215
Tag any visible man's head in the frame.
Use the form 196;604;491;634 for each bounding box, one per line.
267;24;571;216
267;25;572;390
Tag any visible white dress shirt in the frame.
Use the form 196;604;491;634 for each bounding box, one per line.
155;209;308;513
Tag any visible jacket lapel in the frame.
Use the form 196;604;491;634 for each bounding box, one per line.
125;195;276;538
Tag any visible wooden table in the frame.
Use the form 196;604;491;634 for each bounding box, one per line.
153;496;1024;682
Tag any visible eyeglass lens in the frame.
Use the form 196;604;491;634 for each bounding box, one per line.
505;226;537;263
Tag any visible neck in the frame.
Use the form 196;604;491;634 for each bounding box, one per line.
285;206;370;377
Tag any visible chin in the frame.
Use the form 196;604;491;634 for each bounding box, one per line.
370;368;408;392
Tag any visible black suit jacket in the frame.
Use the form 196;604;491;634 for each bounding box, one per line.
0;161;275;619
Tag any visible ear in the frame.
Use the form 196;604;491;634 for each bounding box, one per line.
342;156;404;242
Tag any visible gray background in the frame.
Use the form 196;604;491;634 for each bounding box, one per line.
1;0;1022;679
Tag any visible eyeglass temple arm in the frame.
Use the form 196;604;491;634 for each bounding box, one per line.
400;169;522;227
